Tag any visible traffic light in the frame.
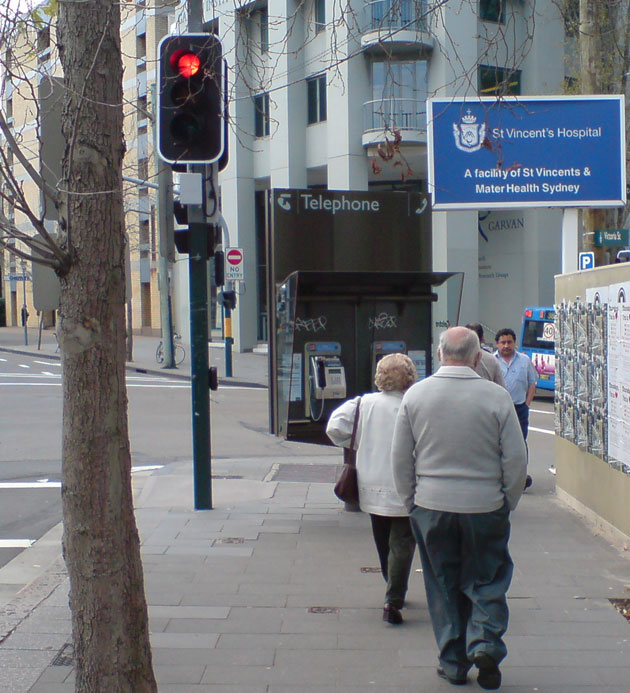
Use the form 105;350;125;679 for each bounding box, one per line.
218;290;237;310
214;251;225;286
173;222;218;257
157;34;223;164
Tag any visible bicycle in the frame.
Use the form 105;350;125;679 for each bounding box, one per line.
156;332;186;365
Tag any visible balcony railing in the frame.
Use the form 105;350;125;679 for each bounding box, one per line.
364;0;428;34
364;98;426;134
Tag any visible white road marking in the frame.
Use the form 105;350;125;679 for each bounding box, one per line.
0;481;61;488
0;383;61;387
530;426;554;436
18;364;30;369
34;360;61;366
0;373;59;378
0;371;265;391
530;408;553;415
0;540;35;548
131;465;164;473
0;357;7;362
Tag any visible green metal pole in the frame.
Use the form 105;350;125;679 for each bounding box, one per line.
188;215;212;509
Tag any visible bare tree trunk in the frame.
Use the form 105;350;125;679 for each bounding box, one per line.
56;1;156;689
580;0;607;265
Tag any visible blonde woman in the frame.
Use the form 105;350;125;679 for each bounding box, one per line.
326;353;417;625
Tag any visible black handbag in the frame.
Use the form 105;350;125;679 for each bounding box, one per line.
334;398;361;504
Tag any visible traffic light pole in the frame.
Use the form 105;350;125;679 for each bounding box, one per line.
185;0;213;510
188;184;212;510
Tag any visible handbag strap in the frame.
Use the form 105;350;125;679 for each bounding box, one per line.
349;397;361;452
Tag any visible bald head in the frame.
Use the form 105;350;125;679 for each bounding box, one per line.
438;327;481;367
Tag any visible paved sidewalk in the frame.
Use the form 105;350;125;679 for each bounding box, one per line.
2;327;630;691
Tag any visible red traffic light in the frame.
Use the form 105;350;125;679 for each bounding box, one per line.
157;34;224;164
171;50;201;78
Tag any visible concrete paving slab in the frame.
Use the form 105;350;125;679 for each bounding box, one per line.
2;334;630;692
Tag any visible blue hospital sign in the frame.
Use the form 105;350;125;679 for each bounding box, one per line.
427;96;626;210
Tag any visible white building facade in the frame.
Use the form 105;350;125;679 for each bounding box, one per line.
177;0;566;350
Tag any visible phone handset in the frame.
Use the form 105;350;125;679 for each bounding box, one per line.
316;357;327;392
306;354;347;421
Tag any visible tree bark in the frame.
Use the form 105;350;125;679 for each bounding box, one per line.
579;0;607;265
56;1;156;689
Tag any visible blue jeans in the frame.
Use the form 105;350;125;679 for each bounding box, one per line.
409;504;513;681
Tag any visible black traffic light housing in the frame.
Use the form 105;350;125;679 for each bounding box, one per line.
214;250;225;286
157;34;224;164
174;222;218;257
218;290;237;310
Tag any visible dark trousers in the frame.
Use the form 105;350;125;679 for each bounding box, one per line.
514;401;529;440
369;514;415;609
409;504;513;681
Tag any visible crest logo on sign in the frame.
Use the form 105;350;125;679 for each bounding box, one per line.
453;110;486;153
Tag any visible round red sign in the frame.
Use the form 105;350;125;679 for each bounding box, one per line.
226;249;242;265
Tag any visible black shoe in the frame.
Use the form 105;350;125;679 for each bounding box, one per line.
524;475;532;491
473;653;501;690
382;603;403;624
436;667;467;686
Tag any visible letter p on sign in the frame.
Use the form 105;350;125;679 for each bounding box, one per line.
579;252;595;270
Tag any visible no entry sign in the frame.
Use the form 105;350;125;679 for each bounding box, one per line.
225;247;244;280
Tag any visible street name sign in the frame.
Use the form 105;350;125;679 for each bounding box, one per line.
427;96;626;210
594;229;629;246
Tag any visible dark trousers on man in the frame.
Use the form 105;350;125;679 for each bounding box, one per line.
369;514;415;609
514;401;529;441
409;504;513;682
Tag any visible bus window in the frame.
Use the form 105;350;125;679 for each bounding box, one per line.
521;320;554;351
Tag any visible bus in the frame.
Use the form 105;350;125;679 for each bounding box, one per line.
520;306;555;391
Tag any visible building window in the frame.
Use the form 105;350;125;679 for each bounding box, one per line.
367;61;428;131
478;65;521;96
254;92;270;137
260;8;269;52
479;0;505;24
307;75;326;124
314;0;325;33
37;26;50;54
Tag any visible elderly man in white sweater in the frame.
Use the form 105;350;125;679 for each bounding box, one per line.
391;327;527;690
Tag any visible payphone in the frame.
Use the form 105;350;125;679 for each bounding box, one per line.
304;341;347;421
371;340;406;387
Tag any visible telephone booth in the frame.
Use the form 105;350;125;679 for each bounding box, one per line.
271;270;463;444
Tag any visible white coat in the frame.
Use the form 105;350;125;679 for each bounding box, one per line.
326;391;408;516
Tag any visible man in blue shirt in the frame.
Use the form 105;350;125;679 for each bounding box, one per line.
495;328;538;489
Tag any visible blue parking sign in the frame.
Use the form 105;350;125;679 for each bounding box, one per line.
579;252;595;270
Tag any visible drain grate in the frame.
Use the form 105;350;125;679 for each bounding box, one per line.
214;537;245;545
610;598;630;622
308;606;340;614
360;566;382;574
51;642;74;667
